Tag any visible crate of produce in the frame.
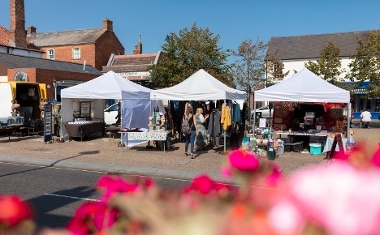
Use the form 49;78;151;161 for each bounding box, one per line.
309;143;322;155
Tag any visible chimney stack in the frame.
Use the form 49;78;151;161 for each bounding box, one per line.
103;18;113;32
10;0;27;48
27;25;36;36
133;34;142;55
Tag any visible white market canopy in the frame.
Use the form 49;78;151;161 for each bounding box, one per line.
150;69;246;101
61;70;151;100
61;70;153;131
254;68;350;103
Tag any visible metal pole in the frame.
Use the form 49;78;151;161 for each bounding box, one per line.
224;99;226;152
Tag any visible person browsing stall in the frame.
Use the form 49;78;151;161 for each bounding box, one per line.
194;107;209;152
183;107;197;159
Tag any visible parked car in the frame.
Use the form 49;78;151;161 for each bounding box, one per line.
251;105;274;119
104;103;120;125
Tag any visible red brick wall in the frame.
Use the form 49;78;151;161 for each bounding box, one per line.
39;44;96;70
10;0;27;48
38;31;124;71
95;31;124;70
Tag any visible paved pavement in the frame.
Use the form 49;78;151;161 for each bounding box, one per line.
0;119;379;182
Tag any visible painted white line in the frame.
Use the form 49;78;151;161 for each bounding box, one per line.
44;193;100;202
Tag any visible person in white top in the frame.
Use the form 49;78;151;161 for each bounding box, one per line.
360;109;372;128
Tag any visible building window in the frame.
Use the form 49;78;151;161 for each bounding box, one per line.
272;61;281;79
47;49;54;60
73;47;81;60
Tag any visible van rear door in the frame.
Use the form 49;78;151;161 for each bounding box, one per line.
0;83;13;118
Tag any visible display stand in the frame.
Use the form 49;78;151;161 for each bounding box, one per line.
326;133;344;162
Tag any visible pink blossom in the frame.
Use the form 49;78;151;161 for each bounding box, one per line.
284;161;380;235
0;195;33;228
264;164;282;187
96;175;139;201
184;174;232;195
67;201;119;235
268;199;304;234
220;166;233;178
371;147;380;168
228;150;260;172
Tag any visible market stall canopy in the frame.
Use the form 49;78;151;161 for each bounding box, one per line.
254;68;350;103
150;69;247;101
61;70;151;100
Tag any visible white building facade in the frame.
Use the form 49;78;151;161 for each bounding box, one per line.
266;30;379;119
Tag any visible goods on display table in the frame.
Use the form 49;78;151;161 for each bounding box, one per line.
120;110;171;152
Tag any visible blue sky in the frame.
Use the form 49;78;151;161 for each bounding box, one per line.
1;0;380;61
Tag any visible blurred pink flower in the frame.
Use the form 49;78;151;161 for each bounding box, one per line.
268;199;304;234
96;175;139;201
264;164;282;187
0;195;33;228
283;161;380;235
183;174;231;195
220;166;233;178
228;150;259;172
371;147;380;168
67;201;119;235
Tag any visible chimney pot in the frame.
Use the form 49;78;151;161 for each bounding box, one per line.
27;26;36;35
103;18;113;31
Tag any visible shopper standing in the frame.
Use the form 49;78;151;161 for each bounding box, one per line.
195;107;209;152
184;107;196;159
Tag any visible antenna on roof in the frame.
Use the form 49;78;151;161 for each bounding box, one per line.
139;34;141;43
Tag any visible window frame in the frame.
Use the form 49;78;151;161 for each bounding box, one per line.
47;49;55;60
72;47;81;60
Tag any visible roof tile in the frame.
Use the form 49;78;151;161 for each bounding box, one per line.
267;30;371;60
0;52;102;75
27;28;105;46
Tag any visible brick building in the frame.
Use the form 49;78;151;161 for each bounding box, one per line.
27;18;125;71
0;0;103;101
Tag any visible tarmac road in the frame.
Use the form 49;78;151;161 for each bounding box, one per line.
0;120;379;180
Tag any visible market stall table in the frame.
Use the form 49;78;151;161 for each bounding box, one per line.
65;121;105;141
274;131;329;152
120;130;171;152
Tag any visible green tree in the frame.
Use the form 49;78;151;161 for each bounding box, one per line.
149;23;231;88
229;38;268;91
304;41;345;85
346;30;380;97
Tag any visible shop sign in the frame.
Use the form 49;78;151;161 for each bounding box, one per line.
44;103;52;142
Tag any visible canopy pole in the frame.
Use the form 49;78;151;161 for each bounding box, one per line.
347;103;351;138
224;99;226;152
253;100;257;135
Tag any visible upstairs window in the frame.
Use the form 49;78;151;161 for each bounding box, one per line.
47;49;54;60
73;47;81;60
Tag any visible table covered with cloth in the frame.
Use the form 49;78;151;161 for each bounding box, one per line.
65;122;104;140
120;130;170;152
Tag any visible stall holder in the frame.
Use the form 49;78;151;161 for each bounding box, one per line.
65;120;104;141
120;130;171;152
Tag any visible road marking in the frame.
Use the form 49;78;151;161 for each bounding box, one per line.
44;193;100;202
